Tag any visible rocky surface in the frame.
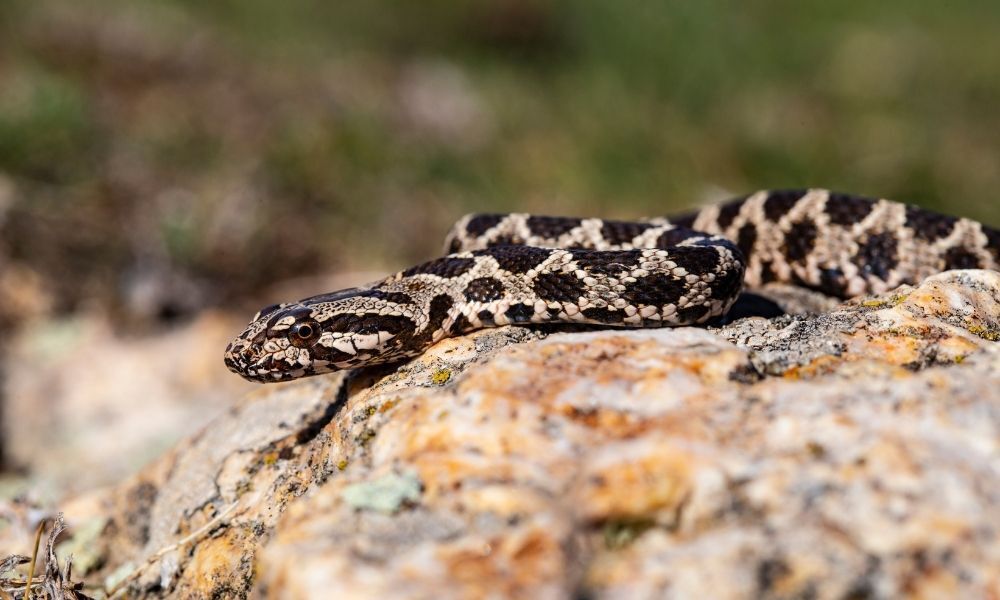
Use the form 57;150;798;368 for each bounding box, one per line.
2;311;257;496
0;271;379;497
1;270;998;599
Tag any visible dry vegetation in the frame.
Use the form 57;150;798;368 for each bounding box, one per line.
0;0;998;328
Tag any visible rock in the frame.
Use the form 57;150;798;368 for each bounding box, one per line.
2;311;257;494
5;270;999;598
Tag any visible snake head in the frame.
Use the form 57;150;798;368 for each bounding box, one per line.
224;287;420;383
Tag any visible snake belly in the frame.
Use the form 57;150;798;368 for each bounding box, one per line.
225;189;1000;382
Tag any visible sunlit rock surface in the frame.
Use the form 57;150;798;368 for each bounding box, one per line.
5;270;999;598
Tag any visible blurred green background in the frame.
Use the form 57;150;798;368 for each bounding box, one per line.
1;0;998;325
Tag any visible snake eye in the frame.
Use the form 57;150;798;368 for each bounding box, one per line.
289;320;320;348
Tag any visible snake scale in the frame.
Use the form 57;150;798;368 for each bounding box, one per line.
225;189;1000;383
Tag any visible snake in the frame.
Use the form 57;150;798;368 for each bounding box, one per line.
224;188;1000;383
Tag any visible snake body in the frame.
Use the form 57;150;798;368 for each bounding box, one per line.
225;189;1000;382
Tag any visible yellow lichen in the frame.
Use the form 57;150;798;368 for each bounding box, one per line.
860;294;907;309
337;459;349;471
430;368;452;385
967;325;1000;341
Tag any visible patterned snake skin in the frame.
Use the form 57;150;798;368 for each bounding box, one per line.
225;189;1000;383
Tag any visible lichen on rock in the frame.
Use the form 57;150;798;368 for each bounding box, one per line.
6;270;999;598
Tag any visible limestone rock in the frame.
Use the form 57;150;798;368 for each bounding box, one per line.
10;271;1000;598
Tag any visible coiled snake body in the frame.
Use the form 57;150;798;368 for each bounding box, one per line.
225;189;1000;382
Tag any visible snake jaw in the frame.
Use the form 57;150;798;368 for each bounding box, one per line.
225;344;311;383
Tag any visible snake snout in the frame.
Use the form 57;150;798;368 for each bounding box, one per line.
223;342;249;375
223;336;262;378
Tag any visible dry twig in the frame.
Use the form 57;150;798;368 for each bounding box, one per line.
0;514;93;600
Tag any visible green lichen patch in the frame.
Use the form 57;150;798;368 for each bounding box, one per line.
341;471;423;514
